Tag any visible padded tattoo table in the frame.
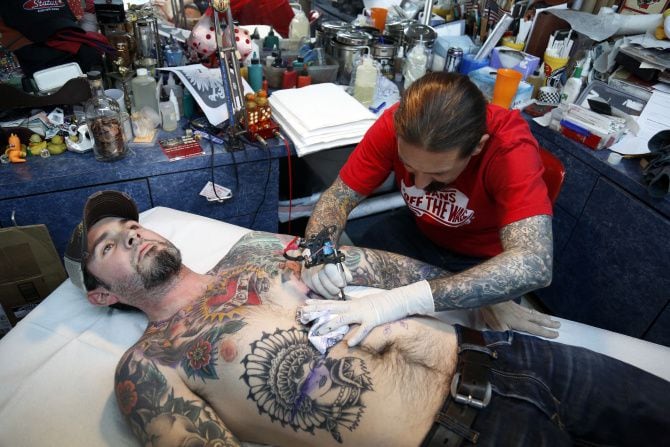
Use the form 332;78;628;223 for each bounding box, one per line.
0;207;668;446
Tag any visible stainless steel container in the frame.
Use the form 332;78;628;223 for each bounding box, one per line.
333;29;373;85
317;20;353;56
385;18;415;48
372;41;396;80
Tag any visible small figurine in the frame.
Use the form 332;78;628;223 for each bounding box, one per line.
5;133;26;163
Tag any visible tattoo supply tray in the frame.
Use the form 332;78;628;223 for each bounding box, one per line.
159;135;205;161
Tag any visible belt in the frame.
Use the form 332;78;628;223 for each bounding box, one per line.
421;327;495;447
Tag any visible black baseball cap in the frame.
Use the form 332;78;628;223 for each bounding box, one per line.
64;190;139;291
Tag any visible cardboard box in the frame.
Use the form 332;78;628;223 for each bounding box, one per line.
0;225;67;326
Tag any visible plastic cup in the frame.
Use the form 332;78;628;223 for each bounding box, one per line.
104;88;126;113
370;7;388;32
543;52;569;77
491;68;523;109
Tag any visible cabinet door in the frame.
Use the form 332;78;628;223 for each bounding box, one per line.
538;178;670;341
0;181;152;258
551;203;577;260
149;159;279;231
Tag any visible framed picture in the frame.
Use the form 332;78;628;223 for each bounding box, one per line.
619;0;670;15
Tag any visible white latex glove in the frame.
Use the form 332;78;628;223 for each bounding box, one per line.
301;263;352;299
480;301;561;338
299;280;435;347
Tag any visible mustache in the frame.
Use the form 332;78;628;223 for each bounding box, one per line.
424;181;448;193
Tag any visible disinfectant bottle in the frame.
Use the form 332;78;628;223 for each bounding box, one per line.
353;55;378;107
289;6;309;42
560;65;583;105
403;41;427;90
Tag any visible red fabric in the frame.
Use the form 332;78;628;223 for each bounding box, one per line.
339;103;552;258
231;0;295;37
67;0;83;20
46;29;113;55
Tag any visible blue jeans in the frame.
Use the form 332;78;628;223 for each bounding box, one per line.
453;326;670;446
353;208;487;272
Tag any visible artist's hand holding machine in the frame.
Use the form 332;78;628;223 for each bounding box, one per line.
296;230;560;346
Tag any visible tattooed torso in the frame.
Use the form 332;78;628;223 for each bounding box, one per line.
116;232;457;447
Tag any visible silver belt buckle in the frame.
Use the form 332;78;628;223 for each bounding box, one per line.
450;372;492;409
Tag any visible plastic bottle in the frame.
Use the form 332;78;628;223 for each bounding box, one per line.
163;35;183;67
250;28;262;52
297;64;312;88
288;6;309;42
159;89;178;131
403;42;427;90
394;46;405;84
164;72;183;116
85;71;127;161
182;88;195;119
560;65;583;105
131;68;159;114
282;65;297;89
353;55;378;107
263;28;280;51
248;52;264;92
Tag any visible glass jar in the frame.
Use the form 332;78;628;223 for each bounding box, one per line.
84;71;128;161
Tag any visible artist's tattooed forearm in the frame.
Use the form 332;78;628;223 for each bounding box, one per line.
305;177;366;241
431;215;553;311
116;354;240;446
342;246;447;288
241;327;373;443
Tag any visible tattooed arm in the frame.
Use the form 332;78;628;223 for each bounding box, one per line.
305;176;367;242
115;350;240;447
301;215;556;346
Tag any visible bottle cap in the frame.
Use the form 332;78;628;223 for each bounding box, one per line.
160;89;170;102
87;70;102;81
137;68;148;76
251;52;260;64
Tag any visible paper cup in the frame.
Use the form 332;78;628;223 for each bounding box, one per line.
543;52;568;77
538;86;560;105
491;68;523;109
104;88;127;114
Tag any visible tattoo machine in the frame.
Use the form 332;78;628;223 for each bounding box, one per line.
283;226;347;300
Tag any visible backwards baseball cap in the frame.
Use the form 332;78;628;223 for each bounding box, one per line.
64;190;139;291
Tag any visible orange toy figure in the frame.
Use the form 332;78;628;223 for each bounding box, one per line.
6;133;27;163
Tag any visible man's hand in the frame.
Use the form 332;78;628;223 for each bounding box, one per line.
299;281;435;346
480;301;561;338
301;263;352;299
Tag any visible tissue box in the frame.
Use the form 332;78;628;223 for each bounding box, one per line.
468;67;532;109
489;47;539;80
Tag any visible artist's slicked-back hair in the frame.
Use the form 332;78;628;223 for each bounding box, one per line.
394;72;488;158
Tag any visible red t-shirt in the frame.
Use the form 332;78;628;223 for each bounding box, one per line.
339;103;552;258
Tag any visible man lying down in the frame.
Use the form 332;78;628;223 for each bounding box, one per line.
63;191;669;447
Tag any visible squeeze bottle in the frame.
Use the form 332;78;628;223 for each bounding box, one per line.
353;55;378;107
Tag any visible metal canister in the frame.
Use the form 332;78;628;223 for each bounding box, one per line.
445;47;464;73
372;41;396;80
317;20;353;56
332;29;374;84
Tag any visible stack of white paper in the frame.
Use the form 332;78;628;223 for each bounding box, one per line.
269;83;377;157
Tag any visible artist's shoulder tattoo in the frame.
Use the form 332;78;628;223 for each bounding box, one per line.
431;215;553;311
241;327;373;443
115;350;240;446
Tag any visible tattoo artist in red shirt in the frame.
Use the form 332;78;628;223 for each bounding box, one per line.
301;72;560;345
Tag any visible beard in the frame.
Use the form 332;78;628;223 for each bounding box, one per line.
110;240;183;300
137;243;182;289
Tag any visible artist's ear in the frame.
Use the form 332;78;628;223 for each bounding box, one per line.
472;134;489;156
87;288;120;307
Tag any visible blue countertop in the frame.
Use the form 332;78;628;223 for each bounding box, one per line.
528;119;670;219
0;128;289;200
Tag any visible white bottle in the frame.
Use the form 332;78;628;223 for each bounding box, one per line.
353;55;378;107
560;66;583;105
131;68;159;114
164;72;183;116
159;90;178;132
289;7;309;42
403;42;428;90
